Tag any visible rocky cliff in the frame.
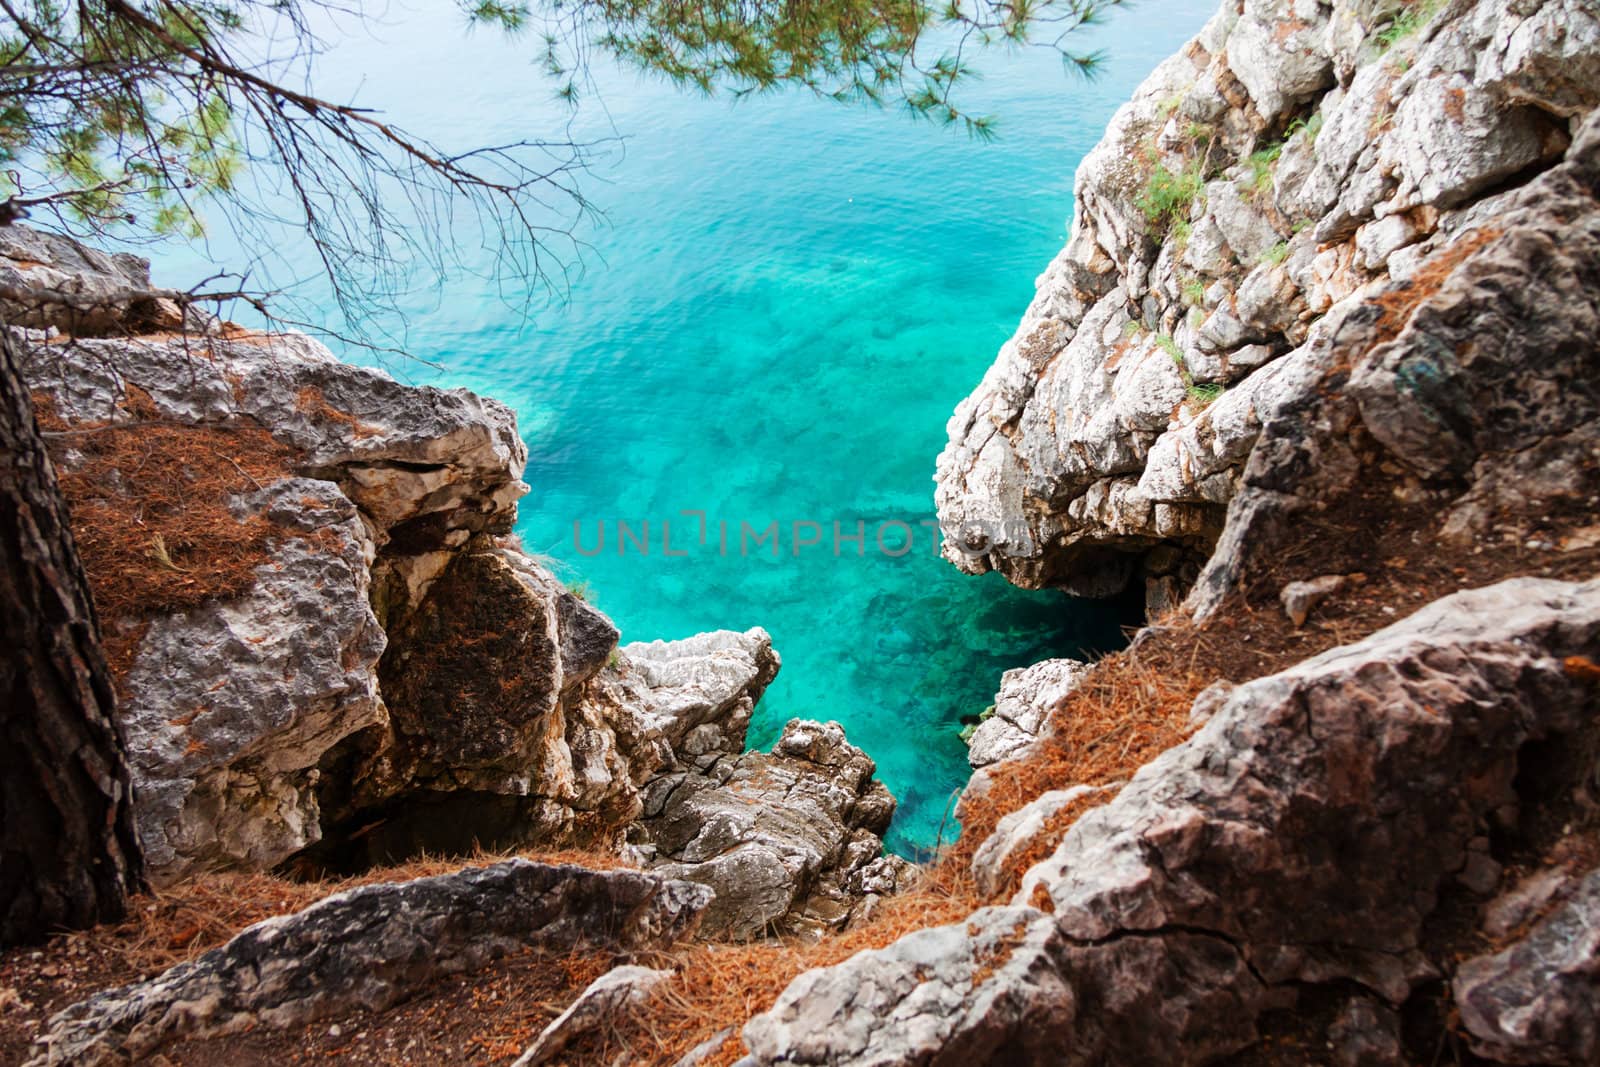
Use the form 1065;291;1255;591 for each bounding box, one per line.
733;0;1600;1063
934;0;1599;614
2;223;902;946
7;0;1600;1061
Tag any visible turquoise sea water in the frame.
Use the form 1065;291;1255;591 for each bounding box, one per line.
152;2;1216;855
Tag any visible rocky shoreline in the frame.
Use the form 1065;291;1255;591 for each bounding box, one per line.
3;220;909;1062
3;0;1599;1062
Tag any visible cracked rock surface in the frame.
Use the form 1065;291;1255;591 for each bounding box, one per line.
739;577;1600;1064
28;861;713;1067
636;719;911;940
4;226;831;890
1456;867;1600;1066
933;0;1600;611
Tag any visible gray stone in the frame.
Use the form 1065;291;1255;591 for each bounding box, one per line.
1192;108;1600;620
639;719;900;940
1482;867;1577;941
739;906;1264;1067
1279;573;1348;627
112;478;385;880
1456;868;1600;1066
741;579;1600;1063
1026;579;1600;1003
0;224;195;335
512;965;670;1067
969;785;1108;899
11;290;533;879
966;658;1091;769
29;861;713;1066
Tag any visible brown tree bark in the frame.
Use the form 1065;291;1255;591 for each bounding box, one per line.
0;322;143;946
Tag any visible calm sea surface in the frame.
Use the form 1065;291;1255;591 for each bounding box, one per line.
153;1;1216;853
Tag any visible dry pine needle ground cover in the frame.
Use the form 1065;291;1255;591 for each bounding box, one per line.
6;461;1594;1065
9;305;1599;1063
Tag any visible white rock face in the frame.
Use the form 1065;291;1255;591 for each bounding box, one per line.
636;718;911;940
119;479;386;876
933;0;1600;609
965;658;1091;769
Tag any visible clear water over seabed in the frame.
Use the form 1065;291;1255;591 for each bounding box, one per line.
153;1;1216;854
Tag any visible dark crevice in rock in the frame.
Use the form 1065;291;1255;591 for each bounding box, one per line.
282;790;604;880
1399;979;1494;1067
336;458;454;475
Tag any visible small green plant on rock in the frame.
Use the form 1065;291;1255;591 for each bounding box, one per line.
1374;0;1443;51
565;578;592;602
1170;217;1194;253
958;704;997;744
1155;334;1226;413
1182;121;1217;153
1259;240;1290;266
1180;276;1208;307
1246;142;1283;199
1284;112;1325;145
1137;160;1206;238
1156;333;1185;366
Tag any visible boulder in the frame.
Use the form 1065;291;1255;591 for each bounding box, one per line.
966;659;1091;769
1455;868;1600;1066
12;305;526;880
29;861;713;1067
740;906;1263;1067
637;720;909;940
513;965;671;1067
741;577;1600;1063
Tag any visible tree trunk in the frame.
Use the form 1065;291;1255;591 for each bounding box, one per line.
0;322;143;946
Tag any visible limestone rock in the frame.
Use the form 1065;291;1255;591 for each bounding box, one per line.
30;861;713;1067
933;0;1600;607
0;224;193;335
512;965;671;1067
638;719;903;940
1279;573;1348;627
1455;868;1600;1066
1192;106;1600;619
969;785;1109;899
739;906;1263;1066
9;225;790;883
595;628;782;770
1481;867;1578;942
116;479;386;879
1024;578;1600;1002
12;313;533;880
966;658;1091;769
362;547;621;812
742;578;1600;1062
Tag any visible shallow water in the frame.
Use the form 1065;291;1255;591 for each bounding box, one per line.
152;1;1216;854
